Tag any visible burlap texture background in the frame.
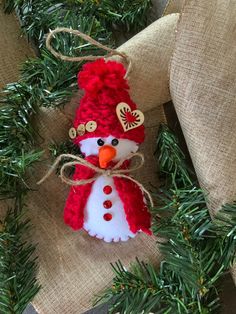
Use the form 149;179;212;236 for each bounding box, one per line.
0;6;33;89
163;0;185;16
28;13;179;313
169;0;236;280
170;0;236;215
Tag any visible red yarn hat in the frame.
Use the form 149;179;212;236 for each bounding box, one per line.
72;58;145;145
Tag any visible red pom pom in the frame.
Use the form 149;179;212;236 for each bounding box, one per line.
78;59;129;100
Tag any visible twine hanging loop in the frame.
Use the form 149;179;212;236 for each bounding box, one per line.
46;27;132;78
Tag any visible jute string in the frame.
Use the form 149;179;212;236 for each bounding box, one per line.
37;152;154;207
46;27;132;79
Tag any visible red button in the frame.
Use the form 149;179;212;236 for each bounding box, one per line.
103;185;112;194
103;213;112;221
103;200;112;209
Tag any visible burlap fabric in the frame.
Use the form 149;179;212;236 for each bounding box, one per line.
0;6;33;89
27;13;179;313
163;0;185;16
170;0;236;280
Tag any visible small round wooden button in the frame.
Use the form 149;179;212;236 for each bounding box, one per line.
86;121;97;132
77;124;85;136
69;127;77;139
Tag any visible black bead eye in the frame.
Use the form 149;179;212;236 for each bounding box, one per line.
111;138;119;146
97;138;104;146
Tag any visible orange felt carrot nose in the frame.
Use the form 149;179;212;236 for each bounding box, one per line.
99;145;116;168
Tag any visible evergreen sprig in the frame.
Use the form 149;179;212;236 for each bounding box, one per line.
18;1;113;48
3;0;152;42
156;124;193;186
0;209;40;314
19;15;112;108
49;140;82;176
49;140;81;158
0;80;42;313
97;124;236;314
0;83;43;199
2;0;23;14
76;0;152;33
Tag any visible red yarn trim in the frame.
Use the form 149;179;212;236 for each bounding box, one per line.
63;156;97;230
114;177;152;235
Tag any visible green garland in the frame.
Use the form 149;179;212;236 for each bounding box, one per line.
0;209;40;314
3;0;151;46
0;0;152;312
95;125;236;313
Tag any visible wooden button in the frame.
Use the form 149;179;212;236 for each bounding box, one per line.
103;213;112;221
86;121;97;132
69;127;77;139
77;124;85;136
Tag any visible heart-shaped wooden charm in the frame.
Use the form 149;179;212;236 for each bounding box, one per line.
116;102;144;132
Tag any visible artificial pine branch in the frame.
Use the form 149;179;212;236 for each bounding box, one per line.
49;140;82;176
76;0;152;33
3;0;151;40
0;83;44;199
18;1;113;48
97;124;236;314
155;124;193;186
2;0;23;14
0;149;43;200
20;16;112;108
0;208;40;314
49;140;81;158
0;82;42;312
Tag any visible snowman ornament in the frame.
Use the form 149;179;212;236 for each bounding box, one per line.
64;58;152;242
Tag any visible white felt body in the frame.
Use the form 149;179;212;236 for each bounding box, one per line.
83;175;136;242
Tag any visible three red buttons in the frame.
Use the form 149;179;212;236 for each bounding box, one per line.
103;185;113;221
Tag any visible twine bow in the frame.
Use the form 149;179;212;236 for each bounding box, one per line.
37;152;153;207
